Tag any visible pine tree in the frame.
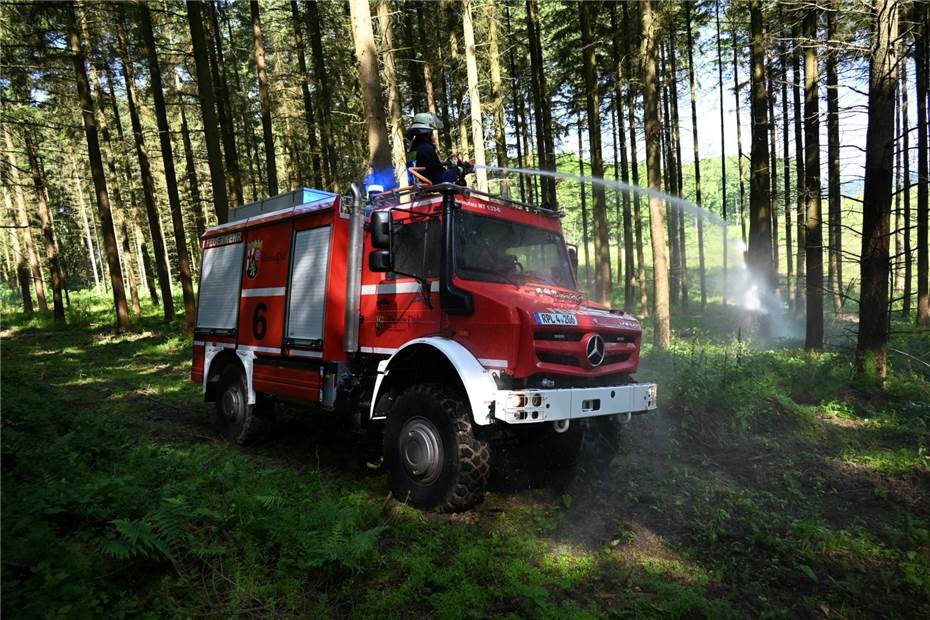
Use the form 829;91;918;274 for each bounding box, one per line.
748;0;774;290
642;0;670;348
803;7;824;350
349;0;392;177
186;0;228;223
251;0;278;195
139;3;195;328
857;0;900;380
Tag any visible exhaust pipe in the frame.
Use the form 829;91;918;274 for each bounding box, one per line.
343;183;363;353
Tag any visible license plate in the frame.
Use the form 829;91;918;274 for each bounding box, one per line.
535;312;578;326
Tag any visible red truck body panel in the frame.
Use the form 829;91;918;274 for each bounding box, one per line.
193;188;643;408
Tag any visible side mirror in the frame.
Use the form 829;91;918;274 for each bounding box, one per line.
369;249;393;272
370;210;391;249
566;244;579;280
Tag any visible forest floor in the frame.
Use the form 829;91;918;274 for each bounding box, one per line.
2;292;929;618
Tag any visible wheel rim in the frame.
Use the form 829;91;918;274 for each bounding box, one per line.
399;416;443;484
221;386;243;423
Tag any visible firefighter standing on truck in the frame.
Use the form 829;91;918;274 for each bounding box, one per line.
405;112;473;186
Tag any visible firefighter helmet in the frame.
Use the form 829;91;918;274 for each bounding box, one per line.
409;112;443;132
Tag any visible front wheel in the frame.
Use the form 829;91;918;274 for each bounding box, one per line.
383;383;490;512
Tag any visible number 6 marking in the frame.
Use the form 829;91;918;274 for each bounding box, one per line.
252;303;268;340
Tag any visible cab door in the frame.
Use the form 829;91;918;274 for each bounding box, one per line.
363;211;442;350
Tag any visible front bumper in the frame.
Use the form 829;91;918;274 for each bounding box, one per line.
493;382;657;424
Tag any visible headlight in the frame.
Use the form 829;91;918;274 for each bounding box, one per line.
647;385;657;399
508;393;528;408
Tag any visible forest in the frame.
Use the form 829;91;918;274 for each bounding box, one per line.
2;0;929;617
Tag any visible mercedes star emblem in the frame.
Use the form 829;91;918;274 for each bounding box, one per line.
586;334;605;367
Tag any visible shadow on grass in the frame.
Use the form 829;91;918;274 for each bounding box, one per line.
2;292;929;618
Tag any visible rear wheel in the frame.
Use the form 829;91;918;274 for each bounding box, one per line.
214;366;272;445
383;383;490;512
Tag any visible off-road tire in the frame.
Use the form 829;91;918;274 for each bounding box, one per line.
214;366;272;445
383;383;490;512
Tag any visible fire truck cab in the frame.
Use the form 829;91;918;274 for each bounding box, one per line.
192;183;656;511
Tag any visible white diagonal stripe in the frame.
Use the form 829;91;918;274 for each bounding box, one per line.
360;281;439;295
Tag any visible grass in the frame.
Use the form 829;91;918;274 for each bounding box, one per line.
2;290;929;618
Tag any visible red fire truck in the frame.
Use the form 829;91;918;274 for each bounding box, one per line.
191;183;656;511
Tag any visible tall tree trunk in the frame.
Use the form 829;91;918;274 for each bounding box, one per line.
642;0;670;348
402;4;425;113
462;0;488;192
661;48;680;306
77;0;141;312
445;2;469;159
793;34;807;313
748;0;774;291
69;4;129;328
290;0;322;188
118;21;174;322
826;7;843;312
24;128;64;322
104;72;157;306
187;0;228;223
781;34;794;308
73;161;100;291
715;1;728;306
902;48;912;315
4;127;47;311
526;0;555;206
251;0;278;195
580;1;612;304
611;104;623;291
505;5;525;202
768;58;780;289
915;2;929;328
2;169;33;315
732;20;748;245
577;116;591;290
175;69;206;244
669;33;687;313
305;0;337;189
349;0;393;176
686;2;707;309
895;63;904;300
377;0;411;192
803;8;824;350
205;1;244;206
624;2;648;317
417;2;438;144
612;3;634;312
488;2;509;197
857;0;899;380
140;4;196;329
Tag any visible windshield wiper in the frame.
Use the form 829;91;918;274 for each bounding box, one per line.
461;266;521;289
520;271;562;288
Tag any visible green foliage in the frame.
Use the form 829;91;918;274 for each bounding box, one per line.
3;291;929;618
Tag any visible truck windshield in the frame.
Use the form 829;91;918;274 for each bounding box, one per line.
454;210;575;290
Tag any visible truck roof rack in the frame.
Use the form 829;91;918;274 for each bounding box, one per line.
366;183;563;219
228;188;337;222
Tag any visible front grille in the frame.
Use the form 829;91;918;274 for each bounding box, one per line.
535;330;634;344
603;353;630;365
537;352;581;366
534;330;583;341
603;333;634;344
